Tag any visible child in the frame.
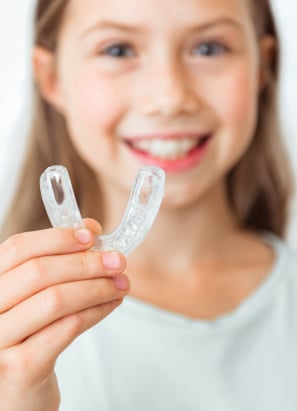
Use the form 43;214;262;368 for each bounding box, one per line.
0;0;296;410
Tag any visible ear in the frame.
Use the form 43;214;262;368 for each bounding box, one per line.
32;46;65;112
258;35;276;91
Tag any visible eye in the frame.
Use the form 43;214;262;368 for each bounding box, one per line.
192;41;228;57
101;43;135;58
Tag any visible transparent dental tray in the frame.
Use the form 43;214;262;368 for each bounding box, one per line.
40;165;165;255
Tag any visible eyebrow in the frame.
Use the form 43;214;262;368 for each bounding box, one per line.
80;17;243;38
80;20;146;38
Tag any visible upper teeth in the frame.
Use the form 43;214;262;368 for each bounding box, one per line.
131;138;198;160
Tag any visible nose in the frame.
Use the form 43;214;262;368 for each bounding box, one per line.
139;60;201;118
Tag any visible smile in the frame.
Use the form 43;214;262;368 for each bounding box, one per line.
124;135;211;160
123;133;212;172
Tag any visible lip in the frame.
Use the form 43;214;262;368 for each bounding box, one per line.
122;131;208;141
122;132;212;173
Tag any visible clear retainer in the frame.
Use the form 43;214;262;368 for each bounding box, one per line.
40;165;165;255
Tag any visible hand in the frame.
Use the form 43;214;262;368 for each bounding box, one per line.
0;219;129;411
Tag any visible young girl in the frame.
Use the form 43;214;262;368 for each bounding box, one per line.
0;0;296;410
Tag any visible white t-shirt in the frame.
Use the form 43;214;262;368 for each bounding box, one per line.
56;234;297;411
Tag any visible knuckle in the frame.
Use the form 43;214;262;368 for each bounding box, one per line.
78;252;90;276
52;227;70;243
5;233;25;260
0;353;11;376
7;233;24;250
44;287;64;315
65;312;85;336
0;349;28;379
27;258;45;283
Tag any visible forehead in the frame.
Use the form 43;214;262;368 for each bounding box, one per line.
62;0;253;32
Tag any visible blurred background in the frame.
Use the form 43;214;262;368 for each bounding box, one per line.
0;0;297;245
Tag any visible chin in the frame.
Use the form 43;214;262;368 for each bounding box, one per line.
161;186;202;210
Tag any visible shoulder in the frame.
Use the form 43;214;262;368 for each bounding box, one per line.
264;233;297;297
267;233;297;272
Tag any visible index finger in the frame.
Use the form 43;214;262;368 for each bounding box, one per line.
0;226;95;274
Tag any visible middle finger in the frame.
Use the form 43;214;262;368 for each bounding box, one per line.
0;276;129;349
0;250;126;313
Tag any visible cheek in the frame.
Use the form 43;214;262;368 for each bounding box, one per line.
59;67;127;170
205;64;260;166
214;66;259;131
67;69;122;132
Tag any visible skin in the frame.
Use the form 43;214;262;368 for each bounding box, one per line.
34;0;275;314
0;220;129;411
39;0;270;212
1;0;276;409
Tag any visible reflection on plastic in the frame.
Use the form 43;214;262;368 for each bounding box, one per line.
40;165;165;255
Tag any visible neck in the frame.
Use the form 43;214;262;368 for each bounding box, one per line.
98;177;274;319
101;178;240;271
135;188;238;264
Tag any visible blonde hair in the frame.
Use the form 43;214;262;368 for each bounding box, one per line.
0;0;293;240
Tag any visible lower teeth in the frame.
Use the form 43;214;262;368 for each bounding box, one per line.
129;137;211;160
144;150;192;160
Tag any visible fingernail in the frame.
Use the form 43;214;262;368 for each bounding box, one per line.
113;275;129;290
102;252;123;270
74;229;93;244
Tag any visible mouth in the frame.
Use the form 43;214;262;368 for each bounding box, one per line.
123;134;211;161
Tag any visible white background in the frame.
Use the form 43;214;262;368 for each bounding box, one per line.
1;0;297;246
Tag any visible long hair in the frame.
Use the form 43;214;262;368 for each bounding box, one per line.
227;0;293;237
0;0;293;240
1;0;102;240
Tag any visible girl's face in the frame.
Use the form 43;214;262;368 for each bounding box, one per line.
37;0;272;208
